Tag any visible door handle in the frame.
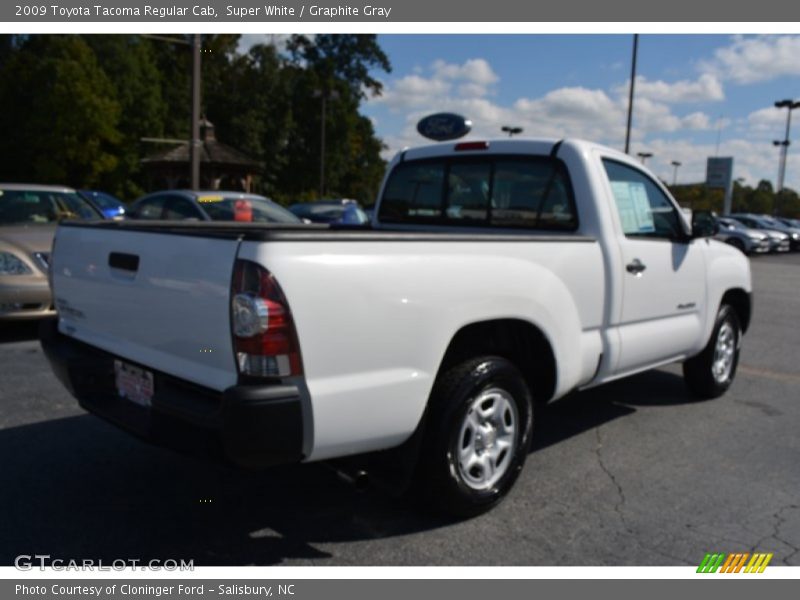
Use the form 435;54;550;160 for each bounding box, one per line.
109;252;140;272
626;259;646;275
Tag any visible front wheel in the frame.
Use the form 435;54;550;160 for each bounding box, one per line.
683;304;742;399
415;356;533;517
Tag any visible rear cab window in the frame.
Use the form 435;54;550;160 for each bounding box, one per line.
378;155;579;231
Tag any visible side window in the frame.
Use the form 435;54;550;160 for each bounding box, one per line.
133;196;166;220
602;159;684;240
163;196;202;220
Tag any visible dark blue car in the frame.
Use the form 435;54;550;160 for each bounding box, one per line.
79;190;127;220
288;199;370;225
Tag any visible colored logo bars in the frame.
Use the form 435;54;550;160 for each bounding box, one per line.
697;552;773;573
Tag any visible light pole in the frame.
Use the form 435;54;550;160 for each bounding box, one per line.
670;160;682;186
501;126;523;137
314;88;340;197
142;34;201;190
624;34;639;155
773;99;800;214
637;152;653;165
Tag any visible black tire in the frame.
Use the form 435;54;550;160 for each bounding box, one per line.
683;304;742;399
415;356;533;517
725;238;747;255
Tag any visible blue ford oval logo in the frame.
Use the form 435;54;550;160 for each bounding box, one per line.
417;113;472;141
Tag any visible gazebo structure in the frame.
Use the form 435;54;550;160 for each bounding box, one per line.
142;119;261;192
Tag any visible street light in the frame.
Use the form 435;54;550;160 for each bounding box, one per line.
501;126;523;137
670;160;682;186
773;99;800;200
313;88;340;197
637;152;653;165
624;34;639;155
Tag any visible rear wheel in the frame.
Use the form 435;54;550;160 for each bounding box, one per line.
416;356;533;517
683;304;742;399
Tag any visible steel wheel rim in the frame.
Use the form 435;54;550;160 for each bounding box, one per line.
712;321;736;383
456;387;519;491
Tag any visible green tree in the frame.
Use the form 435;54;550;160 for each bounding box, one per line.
0;35;120;187
277;34;392;202
286;34;391;99
83;35;167;198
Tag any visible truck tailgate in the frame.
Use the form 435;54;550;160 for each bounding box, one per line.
51;225;240;391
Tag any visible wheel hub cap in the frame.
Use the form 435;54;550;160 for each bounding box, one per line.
712;321;736;383
456;387;519;491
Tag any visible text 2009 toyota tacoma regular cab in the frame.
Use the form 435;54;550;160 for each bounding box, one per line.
41;138;751;515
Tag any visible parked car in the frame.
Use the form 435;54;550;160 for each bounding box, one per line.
41;138;752;516
715;217;770;255
0;184;102;320
128;190;301;224
757;214;800;249
79;190;127;220
729;214;795;252
288;199;370;225
777;216;800;229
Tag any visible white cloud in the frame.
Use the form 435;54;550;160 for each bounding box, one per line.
746;107;789;136
431;58;499;86
681;112;713;130
374;83;716;164
373;59;500;111
368;51;800;191
617;74;724;103
700;35;800;84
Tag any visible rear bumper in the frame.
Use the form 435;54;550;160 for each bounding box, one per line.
39;319;304;469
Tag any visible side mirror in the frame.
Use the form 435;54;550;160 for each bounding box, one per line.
692;210;719;238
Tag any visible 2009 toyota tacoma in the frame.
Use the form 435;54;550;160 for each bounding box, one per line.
41;138;752;515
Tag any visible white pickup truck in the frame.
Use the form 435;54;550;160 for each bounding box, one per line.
41;138;751;516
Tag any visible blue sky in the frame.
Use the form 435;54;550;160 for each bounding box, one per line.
356;35;800;189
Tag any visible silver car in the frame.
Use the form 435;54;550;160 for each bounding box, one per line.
716;217;770;255
1;183;102;320
728;215;791;253
731;213;798;251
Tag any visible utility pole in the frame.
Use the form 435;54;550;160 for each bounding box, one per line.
315;88;339;197
141;34;199;189
320;92;327;197
624;34;639;155
190;34;202;190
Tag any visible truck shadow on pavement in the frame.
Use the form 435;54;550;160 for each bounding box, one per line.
534;368;700;452
0;369;698;566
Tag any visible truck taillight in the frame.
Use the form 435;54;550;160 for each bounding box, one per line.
231;260;302;378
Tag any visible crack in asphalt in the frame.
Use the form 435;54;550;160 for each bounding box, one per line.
594;427;632;534
592;427;694;565
749;503;800;565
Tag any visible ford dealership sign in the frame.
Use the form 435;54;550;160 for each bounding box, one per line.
417;113;472;141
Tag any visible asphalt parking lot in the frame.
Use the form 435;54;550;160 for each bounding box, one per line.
1;252;798;567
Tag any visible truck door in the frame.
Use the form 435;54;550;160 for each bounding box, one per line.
601;158;707;374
